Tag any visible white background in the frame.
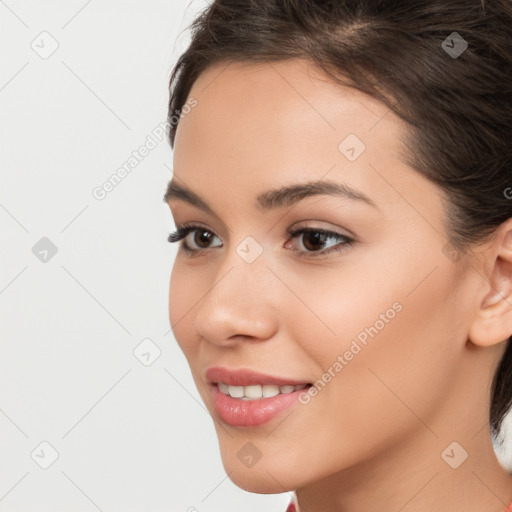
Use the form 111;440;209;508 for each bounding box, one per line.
1;1;511;511
0;0;289;510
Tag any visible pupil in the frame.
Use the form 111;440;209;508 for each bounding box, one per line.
195;230;212;248
304;231;325;251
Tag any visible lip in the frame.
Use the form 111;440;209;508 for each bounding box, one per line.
206;366;311;427
210;385;308;427
206;366;310;387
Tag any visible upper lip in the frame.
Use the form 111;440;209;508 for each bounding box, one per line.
206;366;311;387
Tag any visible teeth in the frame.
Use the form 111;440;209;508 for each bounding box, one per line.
262;384;280;397
218;382;229;394
244;385;262;398
218;383;307;400
228;385;244;398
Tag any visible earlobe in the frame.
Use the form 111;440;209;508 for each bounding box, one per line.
468;219;512;348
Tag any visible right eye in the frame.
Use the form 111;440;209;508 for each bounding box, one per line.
167;223;223;254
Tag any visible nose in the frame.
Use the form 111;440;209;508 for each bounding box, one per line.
193;248;279;348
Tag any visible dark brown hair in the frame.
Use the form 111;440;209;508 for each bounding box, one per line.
166;0;512;436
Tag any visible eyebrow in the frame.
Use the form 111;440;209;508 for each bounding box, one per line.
163;177;379;216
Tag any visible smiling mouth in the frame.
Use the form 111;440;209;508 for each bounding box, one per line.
216;382;311;400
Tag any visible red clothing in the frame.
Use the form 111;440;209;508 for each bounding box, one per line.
286;498;512;512
285;501;296;512
285;492;297;512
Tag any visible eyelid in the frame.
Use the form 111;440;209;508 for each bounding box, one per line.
287;220;356;240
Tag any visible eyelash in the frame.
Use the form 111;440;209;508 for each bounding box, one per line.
167;223;354;259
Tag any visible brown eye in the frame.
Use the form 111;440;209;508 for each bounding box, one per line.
191;229;214;248
301;231;328;252
167;224;223;253
286;227;354;259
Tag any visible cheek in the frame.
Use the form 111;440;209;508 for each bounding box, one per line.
289;241;461;375
284;256;462;446
279;258;407;368
168;259;199;355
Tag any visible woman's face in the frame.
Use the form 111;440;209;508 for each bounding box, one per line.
166;58;486;492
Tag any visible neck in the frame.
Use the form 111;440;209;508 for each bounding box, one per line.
296;419;512;512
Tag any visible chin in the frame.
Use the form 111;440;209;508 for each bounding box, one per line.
224;464;296;494
217;442;304;494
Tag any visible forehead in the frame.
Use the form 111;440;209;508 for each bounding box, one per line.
171;58;442;223
176;59;394;160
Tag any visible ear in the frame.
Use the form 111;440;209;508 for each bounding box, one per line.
469;218;512;347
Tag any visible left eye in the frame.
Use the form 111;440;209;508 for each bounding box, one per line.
167;224;354;257
288;227;350;253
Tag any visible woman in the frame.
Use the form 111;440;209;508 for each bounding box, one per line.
163;1;512;510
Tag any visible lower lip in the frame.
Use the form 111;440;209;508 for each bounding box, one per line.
211;385;308;427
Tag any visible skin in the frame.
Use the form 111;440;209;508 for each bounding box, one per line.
166;58;512;512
